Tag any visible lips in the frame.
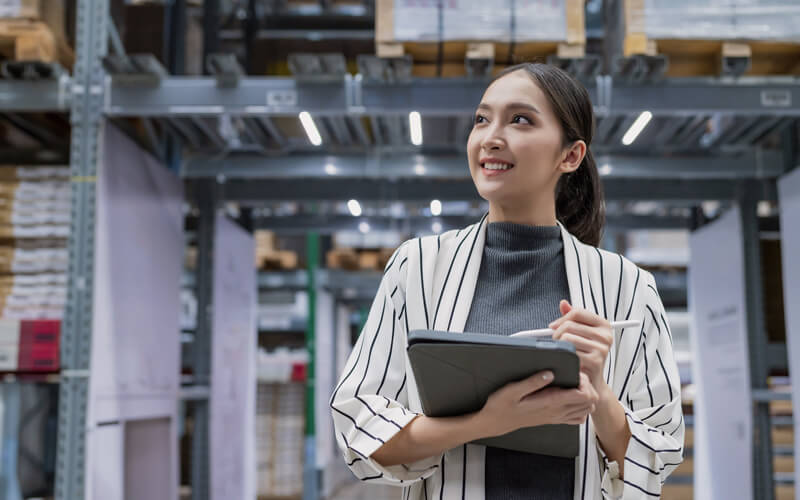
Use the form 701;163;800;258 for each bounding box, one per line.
480;161;515;175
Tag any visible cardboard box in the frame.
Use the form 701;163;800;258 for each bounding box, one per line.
326;248;359;270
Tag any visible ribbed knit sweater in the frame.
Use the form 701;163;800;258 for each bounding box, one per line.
463;221;575;499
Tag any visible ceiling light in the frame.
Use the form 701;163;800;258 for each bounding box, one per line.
409;111;423;146
430;199;442;216
622;111;652;146
299;111;322;146
347;199;362;217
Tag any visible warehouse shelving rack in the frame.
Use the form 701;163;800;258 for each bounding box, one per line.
21;0;795;499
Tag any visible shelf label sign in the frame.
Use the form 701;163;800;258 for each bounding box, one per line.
267;90;298;108
761;90;791;108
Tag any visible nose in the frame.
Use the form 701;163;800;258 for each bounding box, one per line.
481;125;505;151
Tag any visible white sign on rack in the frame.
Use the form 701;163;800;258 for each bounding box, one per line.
778;167;800;498
688;205;753;500
210;214;257;500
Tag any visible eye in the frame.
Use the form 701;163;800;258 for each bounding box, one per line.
512;114;533;125
474;114;487;124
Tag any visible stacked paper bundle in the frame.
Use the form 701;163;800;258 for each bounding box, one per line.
0;166;70;321
388;0;571;42
633;0;800;41
255;381;305;497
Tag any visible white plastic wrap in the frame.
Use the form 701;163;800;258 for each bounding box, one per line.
391;0;568;42
514;0;569;42
391;0;439;41
641;0;800;41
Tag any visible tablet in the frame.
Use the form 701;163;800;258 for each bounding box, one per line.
407;329;580;458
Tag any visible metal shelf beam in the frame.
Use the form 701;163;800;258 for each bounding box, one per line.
183;151;785;180
200;177;777;203
107;77;350;117
253;214;697;233
106;77;800;117
0;79;71;112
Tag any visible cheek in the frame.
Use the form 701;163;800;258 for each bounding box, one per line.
467;132;481;166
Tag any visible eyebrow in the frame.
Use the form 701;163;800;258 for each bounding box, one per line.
476;102;541;114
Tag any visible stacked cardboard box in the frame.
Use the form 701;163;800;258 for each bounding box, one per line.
256;382;305;498
0;166;69;321
0;0;71;65
254;230;299;271
0;317;59;372
326;247;396;271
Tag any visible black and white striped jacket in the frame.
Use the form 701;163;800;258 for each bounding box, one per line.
330;214;684;499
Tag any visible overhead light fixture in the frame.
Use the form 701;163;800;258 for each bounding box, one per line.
324;163;337;175
414;163;426;176
622;111;652;146
430;199;442;216
409;111;423;146
599;163;612;176
299;111;322;146
432;221;443;234
358;221;370;234
347;199;362;217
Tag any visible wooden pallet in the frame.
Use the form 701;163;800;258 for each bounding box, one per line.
0;19;72;67
256;250;299;271
326;247;396;271
374;0;585;78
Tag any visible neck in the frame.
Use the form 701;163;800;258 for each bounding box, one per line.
487;199;558;227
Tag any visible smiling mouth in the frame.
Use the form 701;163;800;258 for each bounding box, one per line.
481;162;515;171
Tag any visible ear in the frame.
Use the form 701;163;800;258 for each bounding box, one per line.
557;140;586;175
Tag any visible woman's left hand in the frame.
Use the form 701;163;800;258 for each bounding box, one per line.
548;300;613;392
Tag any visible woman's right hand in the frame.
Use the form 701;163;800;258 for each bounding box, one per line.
477;371;599;438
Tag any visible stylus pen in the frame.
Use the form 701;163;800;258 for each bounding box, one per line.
510;319;642;338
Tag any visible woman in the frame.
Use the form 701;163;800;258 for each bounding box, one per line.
330;63;684;499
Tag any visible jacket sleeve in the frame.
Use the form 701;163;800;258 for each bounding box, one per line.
330;242;441;485
600;270;685;499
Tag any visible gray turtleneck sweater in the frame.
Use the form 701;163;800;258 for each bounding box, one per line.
463;221;575;499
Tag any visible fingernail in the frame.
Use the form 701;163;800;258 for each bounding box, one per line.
542;372;553;381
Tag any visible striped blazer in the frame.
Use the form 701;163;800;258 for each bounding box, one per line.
330;214;684;499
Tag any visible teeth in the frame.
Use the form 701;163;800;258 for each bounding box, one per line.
483;162;513;171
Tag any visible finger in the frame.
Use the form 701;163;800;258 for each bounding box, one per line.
563;411;590;425
552;322;612;346
511;370;554;400
549;307;609;330
559;299;572;317
563;406;593;421
556;332;608;353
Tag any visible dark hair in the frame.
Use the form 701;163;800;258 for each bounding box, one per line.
490;63;605;247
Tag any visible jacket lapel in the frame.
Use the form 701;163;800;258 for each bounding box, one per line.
558;220;590;311
437;213;489;333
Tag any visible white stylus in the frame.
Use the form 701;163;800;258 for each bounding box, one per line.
510;319;642;339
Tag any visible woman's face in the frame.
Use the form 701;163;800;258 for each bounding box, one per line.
467;70;568;209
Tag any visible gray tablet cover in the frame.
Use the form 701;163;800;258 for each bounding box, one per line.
407;330;580;458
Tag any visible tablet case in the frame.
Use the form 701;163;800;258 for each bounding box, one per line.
407;330;580;458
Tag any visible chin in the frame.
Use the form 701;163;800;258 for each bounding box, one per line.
474;184;506;204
